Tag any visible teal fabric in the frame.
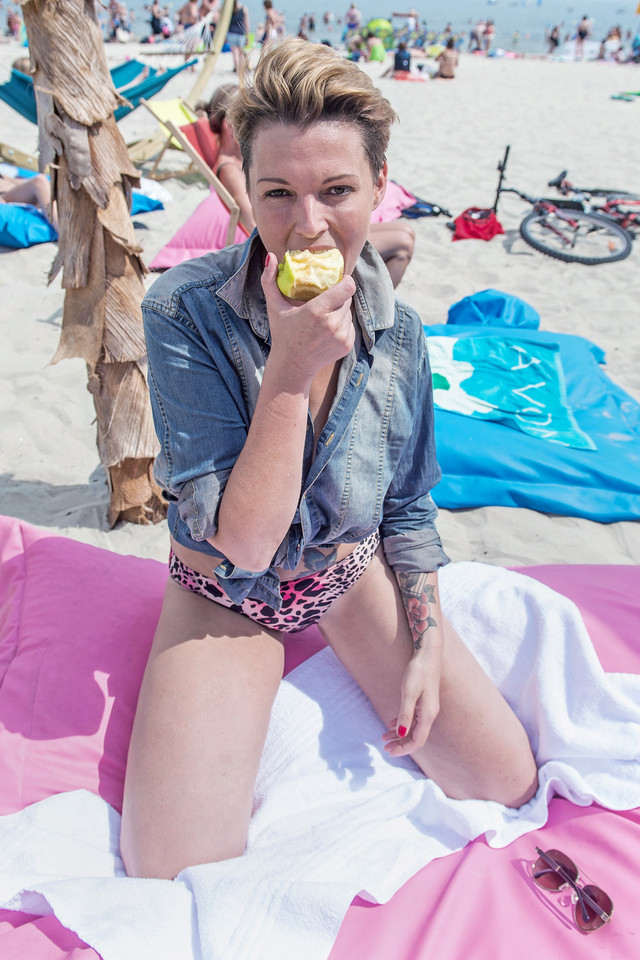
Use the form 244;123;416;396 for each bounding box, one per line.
429;335;595;450
447;288;540;329
0;203;57;248
0;60;198;126
131;191;163;214
424;324;640;522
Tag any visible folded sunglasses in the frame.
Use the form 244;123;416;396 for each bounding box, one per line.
532;847;613;933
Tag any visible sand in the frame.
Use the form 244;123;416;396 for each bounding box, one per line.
1;40;639;565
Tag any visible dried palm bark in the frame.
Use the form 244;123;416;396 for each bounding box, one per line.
21;0;165;526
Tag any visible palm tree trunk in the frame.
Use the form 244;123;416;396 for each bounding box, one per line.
21;0;165;525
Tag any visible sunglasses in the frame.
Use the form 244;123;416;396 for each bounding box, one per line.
532;847;613;933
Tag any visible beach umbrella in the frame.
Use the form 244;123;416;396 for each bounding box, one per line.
20;0;165;526
364;18;395;48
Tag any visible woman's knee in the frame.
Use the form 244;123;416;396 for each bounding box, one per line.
400;222;415;256
418;614;539;806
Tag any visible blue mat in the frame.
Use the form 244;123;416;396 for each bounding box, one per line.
0;186;162;249
425;324;640;522
0;203;57;248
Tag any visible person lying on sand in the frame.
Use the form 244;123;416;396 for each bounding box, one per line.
0;172;58;232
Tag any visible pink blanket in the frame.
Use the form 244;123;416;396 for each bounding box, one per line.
0;515;638;958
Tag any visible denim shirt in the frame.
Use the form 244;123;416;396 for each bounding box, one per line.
143;232;449;610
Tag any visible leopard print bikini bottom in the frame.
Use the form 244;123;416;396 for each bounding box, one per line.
168;530;381;634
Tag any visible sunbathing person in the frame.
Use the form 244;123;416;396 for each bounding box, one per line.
0;172;58;232
120;38;538;880
205;82;416;287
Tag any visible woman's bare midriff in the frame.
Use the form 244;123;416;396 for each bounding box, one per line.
170;536;359;582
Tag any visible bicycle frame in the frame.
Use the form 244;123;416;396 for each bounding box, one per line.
490;147;633;263
493;148;592;250
548;171;640;235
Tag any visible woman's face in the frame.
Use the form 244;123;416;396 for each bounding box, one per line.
247;121;387;276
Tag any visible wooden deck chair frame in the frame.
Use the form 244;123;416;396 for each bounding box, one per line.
0;141;41;172
131;98;200;178
162;118;241;246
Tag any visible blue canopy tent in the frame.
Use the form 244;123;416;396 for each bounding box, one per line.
0;58;198;126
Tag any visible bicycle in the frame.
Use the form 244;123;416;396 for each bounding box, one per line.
492;146;634;265
547;170;640;238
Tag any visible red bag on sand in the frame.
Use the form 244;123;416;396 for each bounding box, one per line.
452;207;505;241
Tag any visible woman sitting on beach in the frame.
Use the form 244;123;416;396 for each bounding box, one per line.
435;37;459;78
120;38;538;880
205;82;416;287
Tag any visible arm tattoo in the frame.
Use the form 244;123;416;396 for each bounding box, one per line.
396;571;438;652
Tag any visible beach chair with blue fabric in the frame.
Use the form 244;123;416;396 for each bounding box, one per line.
130;97;201;175
0;58;198;126
113;61;198;121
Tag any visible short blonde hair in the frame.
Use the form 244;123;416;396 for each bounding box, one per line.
227;38;396;181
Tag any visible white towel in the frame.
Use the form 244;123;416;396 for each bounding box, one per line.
1;562;639;960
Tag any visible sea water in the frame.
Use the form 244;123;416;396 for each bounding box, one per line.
121;0;639;57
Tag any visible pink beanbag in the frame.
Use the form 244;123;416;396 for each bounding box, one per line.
369;179;417;223
149;189;249;270
0;514;638;960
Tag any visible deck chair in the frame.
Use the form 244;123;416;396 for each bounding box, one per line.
130;98;200;172
0;59;198;126
0;63;152;126
0;141;40;173
113;60;198;121
144;105;241;246
109;59;156;90
0;68;37;125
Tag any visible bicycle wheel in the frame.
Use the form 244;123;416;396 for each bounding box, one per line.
520;209;633;264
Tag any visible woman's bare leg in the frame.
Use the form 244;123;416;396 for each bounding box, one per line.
319;548;538;807
1;173;57;230
368;221;415;287
120;578;285;879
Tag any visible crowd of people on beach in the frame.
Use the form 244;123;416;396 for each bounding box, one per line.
3;0;639;64
545;16;640;62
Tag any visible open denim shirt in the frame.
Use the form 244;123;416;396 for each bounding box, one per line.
143;233;449;611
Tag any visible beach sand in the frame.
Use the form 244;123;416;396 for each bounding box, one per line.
1;41;639;565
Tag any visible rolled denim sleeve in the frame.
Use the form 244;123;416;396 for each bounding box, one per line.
143;299;248;545
380;332;450;574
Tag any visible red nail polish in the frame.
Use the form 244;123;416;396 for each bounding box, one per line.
398;725;408;738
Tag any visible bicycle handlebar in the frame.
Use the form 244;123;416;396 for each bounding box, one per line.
548;170;568;189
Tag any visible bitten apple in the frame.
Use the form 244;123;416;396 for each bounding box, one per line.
276;248;344;301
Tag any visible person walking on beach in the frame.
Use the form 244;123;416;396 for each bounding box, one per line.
177;0;198;27
120;38;538;881
260;0;282;52
483;19;495;52
148;1;163;36
344;2;361;34
224;0;250;73
546;24;560;55
467;18;485;52
575;15;591;59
